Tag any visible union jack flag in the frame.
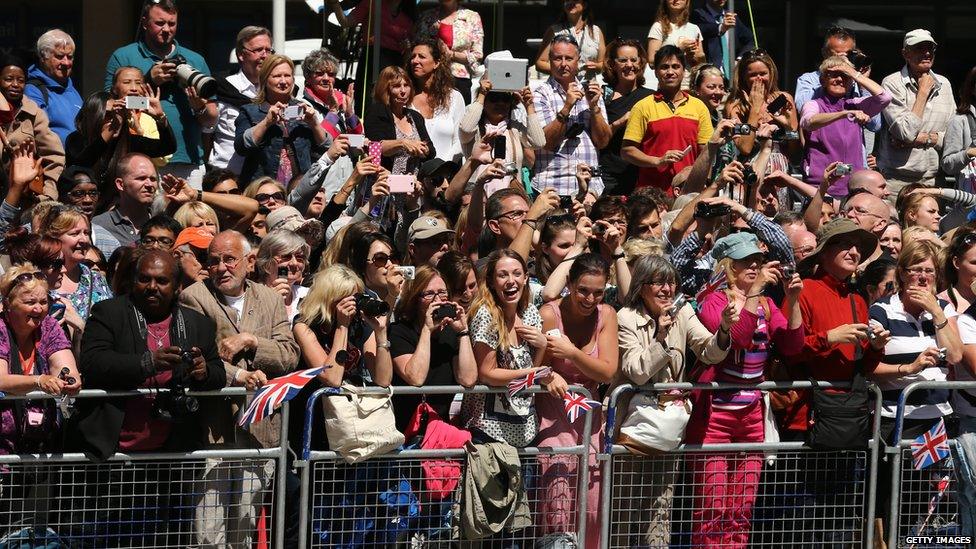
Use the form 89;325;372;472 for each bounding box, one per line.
695;270;728;303
912;418;950;470
238;367;324;426
563;392;601;422
507;367;551;397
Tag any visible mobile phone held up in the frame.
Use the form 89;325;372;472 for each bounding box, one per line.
766;94;788;115
493;134;507;160
124;96;150;110
388;174;415;194
283;105;303;120
277;266;289;279
368;141;383;166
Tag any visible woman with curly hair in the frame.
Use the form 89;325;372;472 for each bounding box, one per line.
406;38;465;161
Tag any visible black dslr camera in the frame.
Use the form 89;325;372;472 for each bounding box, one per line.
152;352;200;421
355;293;390;317
694;202;732;219
168;55;217;98
741;164;759;185
432;303;458;322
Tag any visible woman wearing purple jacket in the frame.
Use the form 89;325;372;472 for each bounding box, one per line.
800;57;890;198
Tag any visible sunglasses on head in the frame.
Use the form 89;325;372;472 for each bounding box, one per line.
7;271;45;296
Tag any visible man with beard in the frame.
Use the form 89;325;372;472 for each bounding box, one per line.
417;158;458;217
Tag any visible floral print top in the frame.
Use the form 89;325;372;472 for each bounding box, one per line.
416;8;484;79
61;263;113;321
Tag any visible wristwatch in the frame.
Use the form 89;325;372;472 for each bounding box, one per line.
377;340;391;349
556;110;570;123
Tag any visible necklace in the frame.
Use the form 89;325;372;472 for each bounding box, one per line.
147;322;168;349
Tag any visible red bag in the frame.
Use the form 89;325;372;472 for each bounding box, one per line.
405;402;472;500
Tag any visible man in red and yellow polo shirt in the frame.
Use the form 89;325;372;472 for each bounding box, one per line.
622;45;713;196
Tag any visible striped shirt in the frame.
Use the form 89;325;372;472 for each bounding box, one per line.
952;312;976;417
869;293;957;419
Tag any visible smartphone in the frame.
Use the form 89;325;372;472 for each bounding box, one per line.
766;94;788;114
493;134;507;160
283;105;302;120
559;195;573;210
368;141;383;166
545;328;562;338
49;301;66;320
277;266;289;279
124;95;149;110
681;144;692;156
388;174;415;193
342;133;365;149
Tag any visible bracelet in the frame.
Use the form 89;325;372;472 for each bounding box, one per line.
935;317;949;330
377;340;391;350
611;252;626;260
456;330;470;338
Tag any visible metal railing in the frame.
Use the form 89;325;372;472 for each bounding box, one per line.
599;381;884;549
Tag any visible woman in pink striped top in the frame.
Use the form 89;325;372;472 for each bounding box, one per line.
688;231;805;548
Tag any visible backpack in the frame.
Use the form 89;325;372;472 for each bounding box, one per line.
25;78;49;106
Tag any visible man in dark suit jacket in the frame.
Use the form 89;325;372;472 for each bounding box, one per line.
691;0;755;75
75;249;225;461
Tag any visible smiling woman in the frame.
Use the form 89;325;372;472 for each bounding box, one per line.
41;209;112;322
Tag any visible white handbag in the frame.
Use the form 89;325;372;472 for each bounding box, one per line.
322;382;405;463
618;354;691;454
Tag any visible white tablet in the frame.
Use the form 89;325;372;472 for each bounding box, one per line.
487;58;529;92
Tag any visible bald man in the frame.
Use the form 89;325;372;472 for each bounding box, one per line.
790;229;817;262
843;192;890;236
848;170;891;201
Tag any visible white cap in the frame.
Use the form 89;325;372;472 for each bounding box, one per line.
903;29;937;48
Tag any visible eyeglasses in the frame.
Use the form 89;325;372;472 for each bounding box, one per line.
176;248;208;264
141;236;175;248
842;205;884;219
421;289;449;300
905;267;937;278
37;258;64;272
275;252;307;263
243;46;275;55
255;191;286;204
493;209;528;222
645;280;676;289
67;189;100;200
206;255;242;269
368;253;391;267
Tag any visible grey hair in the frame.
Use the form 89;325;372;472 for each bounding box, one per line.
235;26;272;59
621;254;678;309
255;229;310;278
36;29;74;60
302;48;340;77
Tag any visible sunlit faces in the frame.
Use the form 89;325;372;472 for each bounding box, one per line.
452;269;479;309
549;40;580;84
695;73;725;111
41;44;74;83
60;219;91;265
113;67;144;97
365;240;394;291
908;196;941;232
7;285;49;333
611;45;642;84
822;237;861;277
266;62;295;100
903;42;936;75
117;156;158;207
633;209;663;240
569;273;607;315
880;224;902;256
654;55;684;91
745;61;771;91
731;253;763;287
142;5;177;49
490;257;526;306
640;276;676;317
543;228;576;266
409;44;439;80
0;65;26;104
901;257;938;292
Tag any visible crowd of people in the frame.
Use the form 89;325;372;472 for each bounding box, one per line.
3;0;976;546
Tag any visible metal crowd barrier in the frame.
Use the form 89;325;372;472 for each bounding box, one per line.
888;380;976;549
294;384;596;549
0;388;288;549
600;381;884;549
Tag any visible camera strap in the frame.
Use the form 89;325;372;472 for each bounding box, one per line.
132;305;189;351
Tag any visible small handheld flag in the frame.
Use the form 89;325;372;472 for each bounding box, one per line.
238;367;323;426
507;367;552;397
563;392;601;422
911;418;950;470
696;271;728;303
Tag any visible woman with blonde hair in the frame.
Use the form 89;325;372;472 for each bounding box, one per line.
234;54;329;186
899;192;942;234
389;265;476;430
363;65;435;174
294;264;392;389
243;176;288;213
647;0;704;88
0;263;82;454
174;201;219;235
42;209;111;321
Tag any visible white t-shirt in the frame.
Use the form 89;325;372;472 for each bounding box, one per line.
647;21;702;90
413;89;465;162
223;292;246;322
954;313;976;416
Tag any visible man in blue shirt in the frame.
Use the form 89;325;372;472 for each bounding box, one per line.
691;0;754;77
104;0;216;189
25;29;82;147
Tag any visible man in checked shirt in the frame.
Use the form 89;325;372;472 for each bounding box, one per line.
532;34;611;206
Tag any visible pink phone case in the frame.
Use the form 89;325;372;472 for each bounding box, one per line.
388;175;415;193
368;141;383;165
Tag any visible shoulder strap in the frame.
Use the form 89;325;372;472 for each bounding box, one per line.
848;294;867;389
26;77;49;105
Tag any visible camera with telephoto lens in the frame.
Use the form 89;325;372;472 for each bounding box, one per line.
152;352;200;421
695;202;732;219
168;55;217;98
355;293;390;317
432;303;458;322
771;128;800;142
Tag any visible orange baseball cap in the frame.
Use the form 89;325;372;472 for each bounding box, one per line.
173;226;214;250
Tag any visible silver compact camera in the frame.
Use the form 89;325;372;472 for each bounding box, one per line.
668;294;688;318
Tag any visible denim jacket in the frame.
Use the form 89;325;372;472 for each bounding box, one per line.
234;100;329;184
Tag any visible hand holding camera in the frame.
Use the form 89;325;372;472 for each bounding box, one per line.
152;345;186;371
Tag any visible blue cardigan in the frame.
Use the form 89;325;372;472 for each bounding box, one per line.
234;100;329;185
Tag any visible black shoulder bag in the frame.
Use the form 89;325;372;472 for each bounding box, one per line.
808;295;872;450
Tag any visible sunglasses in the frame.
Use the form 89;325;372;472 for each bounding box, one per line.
7;271;45;296
369;253;392;266
255;191;286;203
67;189;100;200
37;258;65;272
